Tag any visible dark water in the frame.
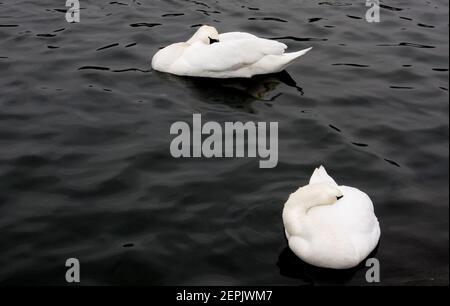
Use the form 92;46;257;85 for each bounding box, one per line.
0;0;448;285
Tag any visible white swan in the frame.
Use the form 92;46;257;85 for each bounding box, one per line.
282;166;381;269
151;25;312;78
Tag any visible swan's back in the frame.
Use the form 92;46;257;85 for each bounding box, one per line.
219;32;287;55
301;186;380;268
179;34;287;74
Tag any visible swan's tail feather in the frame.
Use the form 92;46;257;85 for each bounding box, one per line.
252;47;312;75
281;47;312;67
309;165;339;187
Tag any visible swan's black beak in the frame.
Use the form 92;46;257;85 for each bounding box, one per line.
337;195;344;200
209;37;220;44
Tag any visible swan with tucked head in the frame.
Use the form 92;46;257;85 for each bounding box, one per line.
282;166;381;269
151;25;312;78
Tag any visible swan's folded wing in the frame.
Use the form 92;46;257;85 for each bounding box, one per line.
219;32;258;41
182;37;288;72
219;32;288;54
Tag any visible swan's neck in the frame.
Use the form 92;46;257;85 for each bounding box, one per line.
285;191;326;215
187;33;203;45
283;187;335;236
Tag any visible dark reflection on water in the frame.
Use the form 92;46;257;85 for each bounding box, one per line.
0;0;448;285
155;70;303;111
277;244;380;285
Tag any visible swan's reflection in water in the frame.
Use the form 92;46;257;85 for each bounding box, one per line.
157;70;304;111
212;70;304;100
277;243;380;285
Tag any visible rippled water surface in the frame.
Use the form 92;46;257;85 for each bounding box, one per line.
0;0;448;285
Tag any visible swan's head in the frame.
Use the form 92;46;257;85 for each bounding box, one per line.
309;183;344;206
188;25;220;45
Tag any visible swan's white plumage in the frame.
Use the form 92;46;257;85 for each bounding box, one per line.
151;26;312;78
282;166;381;269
